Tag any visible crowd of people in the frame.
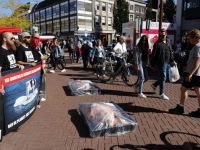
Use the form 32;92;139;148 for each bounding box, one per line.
0;28;200;117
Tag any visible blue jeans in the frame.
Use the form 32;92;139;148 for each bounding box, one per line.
153;63;171;95
77;56;82;63
137;61;148;93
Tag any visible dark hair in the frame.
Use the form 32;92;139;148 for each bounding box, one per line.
189;29;200;39
137;35;149;50
160;28;167;34
53;38;57;42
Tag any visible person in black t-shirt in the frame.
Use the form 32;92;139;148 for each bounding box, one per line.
0;31;24;95
16;32;36;66
42;39;50;55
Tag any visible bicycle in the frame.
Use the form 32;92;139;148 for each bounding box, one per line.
96;53;139;86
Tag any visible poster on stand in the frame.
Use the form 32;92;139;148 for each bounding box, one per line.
1;63;41;134
0;93;4;142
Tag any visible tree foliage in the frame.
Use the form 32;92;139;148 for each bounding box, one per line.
145;0;153;20
0;0;34;32
113;0;129;34
163;0;176;23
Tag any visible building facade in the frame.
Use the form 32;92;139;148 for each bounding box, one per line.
176;0;200;42
93;0;115;45
126;0;146;22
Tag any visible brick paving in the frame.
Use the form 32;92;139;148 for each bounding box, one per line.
0;56;200;150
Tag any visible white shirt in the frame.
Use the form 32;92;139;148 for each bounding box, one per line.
98;46;103;57
113;42;127;58
63;40;66;45
89;42;93;48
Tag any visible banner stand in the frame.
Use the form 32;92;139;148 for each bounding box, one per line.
0;93;4;142
40;73;46;100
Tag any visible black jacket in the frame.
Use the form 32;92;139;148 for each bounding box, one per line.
81;44;91;57
151;37;174;67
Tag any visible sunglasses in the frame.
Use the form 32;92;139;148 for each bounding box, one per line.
5;37;15;40
159;35;165;38
25;37;31;39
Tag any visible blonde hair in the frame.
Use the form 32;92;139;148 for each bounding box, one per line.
189;29;200;39
77;41;82;48
96;39;102;46
160;28;167;34
120;36;126;41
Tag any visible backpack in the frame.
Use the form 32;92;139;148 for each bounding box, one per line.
70;42;75;50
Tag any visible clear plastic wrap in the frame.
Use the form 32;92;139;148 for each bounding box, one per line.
77;101;137;138
67;80;101;96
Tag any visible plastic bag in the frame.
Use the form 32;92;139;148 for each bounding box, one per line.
77;101;138;138
67;80;101;96
170;66;180;82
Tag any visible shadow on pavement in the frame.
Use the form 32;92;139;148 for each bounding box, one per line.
63;86;73;96
116;102;164;115
68;109;90;138
101;90;137;97
58;74;87;77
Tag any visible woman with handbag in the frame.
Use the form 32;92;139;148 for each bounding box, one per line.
133;35;150;98
91;39;106;76
76;41;82;63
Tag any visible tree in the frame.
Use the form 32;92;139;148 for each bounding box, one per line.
163;0;176;23
145;0;153;20
113;0;129;34
0;0;34;31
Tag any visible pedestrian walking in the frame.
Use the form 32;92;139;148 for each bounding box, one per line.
50;38;66;73
91;39;106;76
68;38;75;63
81;39;91;69
133;35;150;98
150;28;177;100
76;41;82;63
113;36;129;81
169;29;200;117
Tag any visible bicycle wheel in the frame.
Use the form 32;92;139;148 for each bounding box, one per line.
96;65;112;83
123;66;139;86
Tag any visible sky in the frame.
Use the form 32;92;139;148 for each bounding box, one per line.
0;0;177;16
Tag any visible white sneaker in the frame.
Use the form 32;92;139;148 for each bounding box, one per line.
102;74;107;78
37;105;41;108
50;70;55;73
150;84;157;94
138;93;147;98
61;69;66;72
159;93;169;100
94;73;97;76
40;98;46;101
133;85;138;93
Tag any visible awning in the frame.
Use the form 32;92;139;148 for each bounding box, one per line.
101;33;108;35
0;27;21;34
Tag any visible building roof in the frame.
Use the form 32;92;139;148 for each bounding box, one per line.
128;0;147;4
35;0;63;11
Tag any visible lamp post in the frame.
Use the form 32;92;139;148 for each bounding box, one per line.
159;0;163;34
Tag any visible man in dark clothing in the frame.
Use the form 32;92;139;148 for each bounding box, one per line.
16;32;36;66
81;39;91;69
150;28;177;100
68;38;75;63
31;33;43;62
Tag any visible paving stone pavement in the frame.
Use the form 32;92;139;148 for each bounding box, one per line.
0;58;200;150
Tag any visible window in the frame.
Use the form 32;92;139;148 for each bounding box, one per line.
70;1;77;13
35;12;40;22
95;1;99;10
141;7;144;13
46;8;52;20
70;16;77;31
61;18;69;32
95;16;100;26
40;10;45;20
102;16;106;25
46;21;52;33
102;3;106;11
85;3;92;12
30;14;32;23
41;23;46;34
53;5;59;18
136;6;139;12
78;1;85;11
130;5;133;11
130;15;133;22
53;20;60;32
36;24;40;33
61;2;68;16
108;17;112;26
108;4;112;13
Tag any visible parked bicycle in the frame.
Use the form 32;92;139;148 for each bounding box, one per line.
96;53;139;86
